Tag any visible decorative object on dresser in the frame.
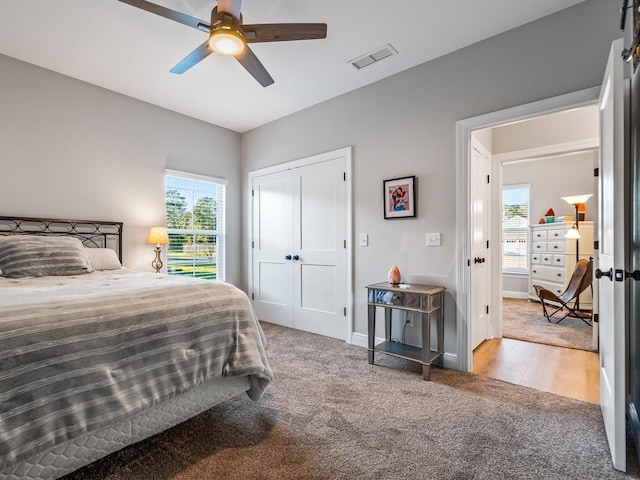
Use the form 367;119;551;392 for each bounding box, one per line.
534;259;594;325
366;282;445;380
147;226;169;273
387;265;401;285
528;221;594;309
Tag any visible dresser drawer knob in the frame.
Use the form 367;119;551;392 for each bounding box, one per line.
557;273;561;277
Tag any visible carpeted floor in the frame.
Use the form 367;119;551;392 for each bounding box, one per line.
503;298;594;351
63;322;637;480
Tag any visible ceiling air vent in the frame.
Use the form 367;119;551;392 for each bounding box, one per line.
349;44;398;70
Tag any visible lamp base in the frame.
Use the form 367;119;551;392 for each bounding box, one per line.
151;246;163;273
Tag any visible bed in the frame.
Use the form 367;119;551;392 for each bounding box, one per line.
0;216;273;480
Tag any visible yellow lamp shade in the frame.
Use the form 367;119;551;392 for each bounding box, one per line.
147;227;169;245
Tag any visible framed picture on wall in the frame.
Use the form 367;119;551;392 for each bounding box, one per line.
383;176;416;219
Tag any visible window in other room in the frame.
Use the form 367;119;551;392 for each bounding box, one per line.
165;170;226;281
502;184;530;274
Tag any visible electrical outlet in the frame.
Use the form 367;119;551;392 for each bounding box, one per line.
405;315;414;327
426;233;441;246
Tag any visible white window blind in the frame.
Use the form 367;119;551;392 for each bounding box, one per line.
502;184;530;274
164;170;226;281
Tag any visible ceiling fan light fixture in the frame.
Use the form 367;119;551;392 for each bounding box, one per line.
209;28;245;56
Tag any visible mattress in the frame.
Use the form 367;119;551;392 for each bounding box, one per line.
0;269;272;477
0;376;250;480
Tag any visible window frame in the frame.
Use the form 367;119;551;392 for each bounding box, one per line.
164;169;227;281
501;183;530;275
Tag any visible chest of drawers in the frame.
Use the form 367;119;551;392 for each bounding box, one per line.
528;222;593;306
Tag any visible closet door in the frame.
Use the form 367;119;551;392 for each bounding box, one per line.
251;155;348;340
252;169;294;327
292;158;347;339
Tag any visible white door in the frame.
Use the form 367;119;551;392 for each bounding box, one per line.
470;143;491;350
597;38;627;471
292;158;347;339
252;169;294;327
252;155;348;340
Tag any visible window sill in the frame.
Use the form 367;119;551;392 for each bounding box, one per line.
502;271;528;278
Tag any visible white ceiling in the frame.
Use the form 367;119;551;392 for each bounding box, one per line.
0;0;587;133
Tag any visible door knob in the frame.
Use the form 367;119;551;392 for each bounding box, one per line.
623;270;640;281
292;255;300;261
285;255;292;260
595;268;613;281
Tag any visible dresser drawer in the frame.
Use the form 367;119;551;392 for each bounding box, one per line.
547;229;565;241
531;265;566;283
531;254;541;264
540;254;552;265
547;241;565;253
532;230;548;241
532;279;565;297
368;289;422;309
552;255;566;267
532;242;547;252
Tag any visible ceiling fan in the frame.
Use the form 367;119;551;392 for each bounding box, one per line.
118;0;327;87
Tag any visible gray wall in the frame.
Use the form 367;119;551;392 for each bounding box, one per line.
240;0;620;354
0;55;242;284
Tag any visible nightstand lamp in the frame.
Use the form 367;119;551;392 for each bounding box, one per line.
147;226;169;273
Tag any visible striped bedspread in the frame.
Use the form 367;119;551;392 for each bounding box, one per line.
0;270;272;471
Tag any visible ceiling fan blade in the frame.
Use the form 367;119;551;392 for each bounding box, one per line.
234;46;274;87
243;23;327;43
170;41;214;74
118;0;210;32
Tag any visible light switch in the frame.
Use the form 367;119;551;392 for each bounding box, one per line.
426;233;441;246
360;233;369;247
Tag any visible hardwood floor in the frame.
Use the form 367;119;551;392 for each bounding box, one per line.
473;337;600;404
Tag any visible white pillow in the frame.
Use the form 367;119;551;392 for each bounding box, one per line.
84;248;122;270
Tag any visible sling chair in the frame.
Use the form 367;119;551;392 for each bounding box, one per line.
533;259;593;326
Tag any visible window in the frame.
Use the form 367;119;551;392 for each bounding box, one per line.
165;170;226;281
502;184;530;274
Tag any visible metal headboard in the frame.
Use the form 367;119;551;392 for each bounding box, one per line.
0;216;123;262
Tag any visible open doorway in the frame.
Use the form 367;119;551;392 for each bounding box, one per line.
470;104;600;404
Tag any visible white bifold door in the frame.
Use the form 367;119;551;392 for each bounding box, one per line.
251;154;348;340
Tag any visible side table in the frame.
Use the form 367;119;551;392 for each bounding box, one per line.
366;282;445;380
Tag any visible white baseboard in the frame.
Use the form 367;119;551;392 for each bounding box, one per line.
502;291;529;299
350;332;458;370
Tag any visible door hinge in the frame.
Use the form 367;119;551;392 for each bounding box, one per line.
487;174;490;184
593;313;599;323
343;239;346;248
252;241;254;248
486;305;489;314
467;259;471;267
486;240;489;249
594;240;599;250
251;189;255;197
594;168;599;177
251;293;254;300
343;172;346;181
343;307;347;316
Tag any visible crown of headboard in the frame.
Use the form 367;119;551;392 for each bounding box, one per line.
0;216;123;262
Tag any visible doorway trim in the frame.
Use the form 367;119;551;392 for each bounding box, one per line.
455;87;601;372
247;146;354;342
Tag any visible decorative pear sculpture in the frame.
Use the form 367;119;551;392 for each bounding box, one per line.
388;265;401;285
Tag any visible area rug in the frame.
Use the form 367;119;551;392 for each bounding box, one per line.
62;322;637;480
503;298;594;351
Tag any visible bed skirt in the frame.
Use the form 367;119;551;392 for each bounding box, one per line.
0;376;251;480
